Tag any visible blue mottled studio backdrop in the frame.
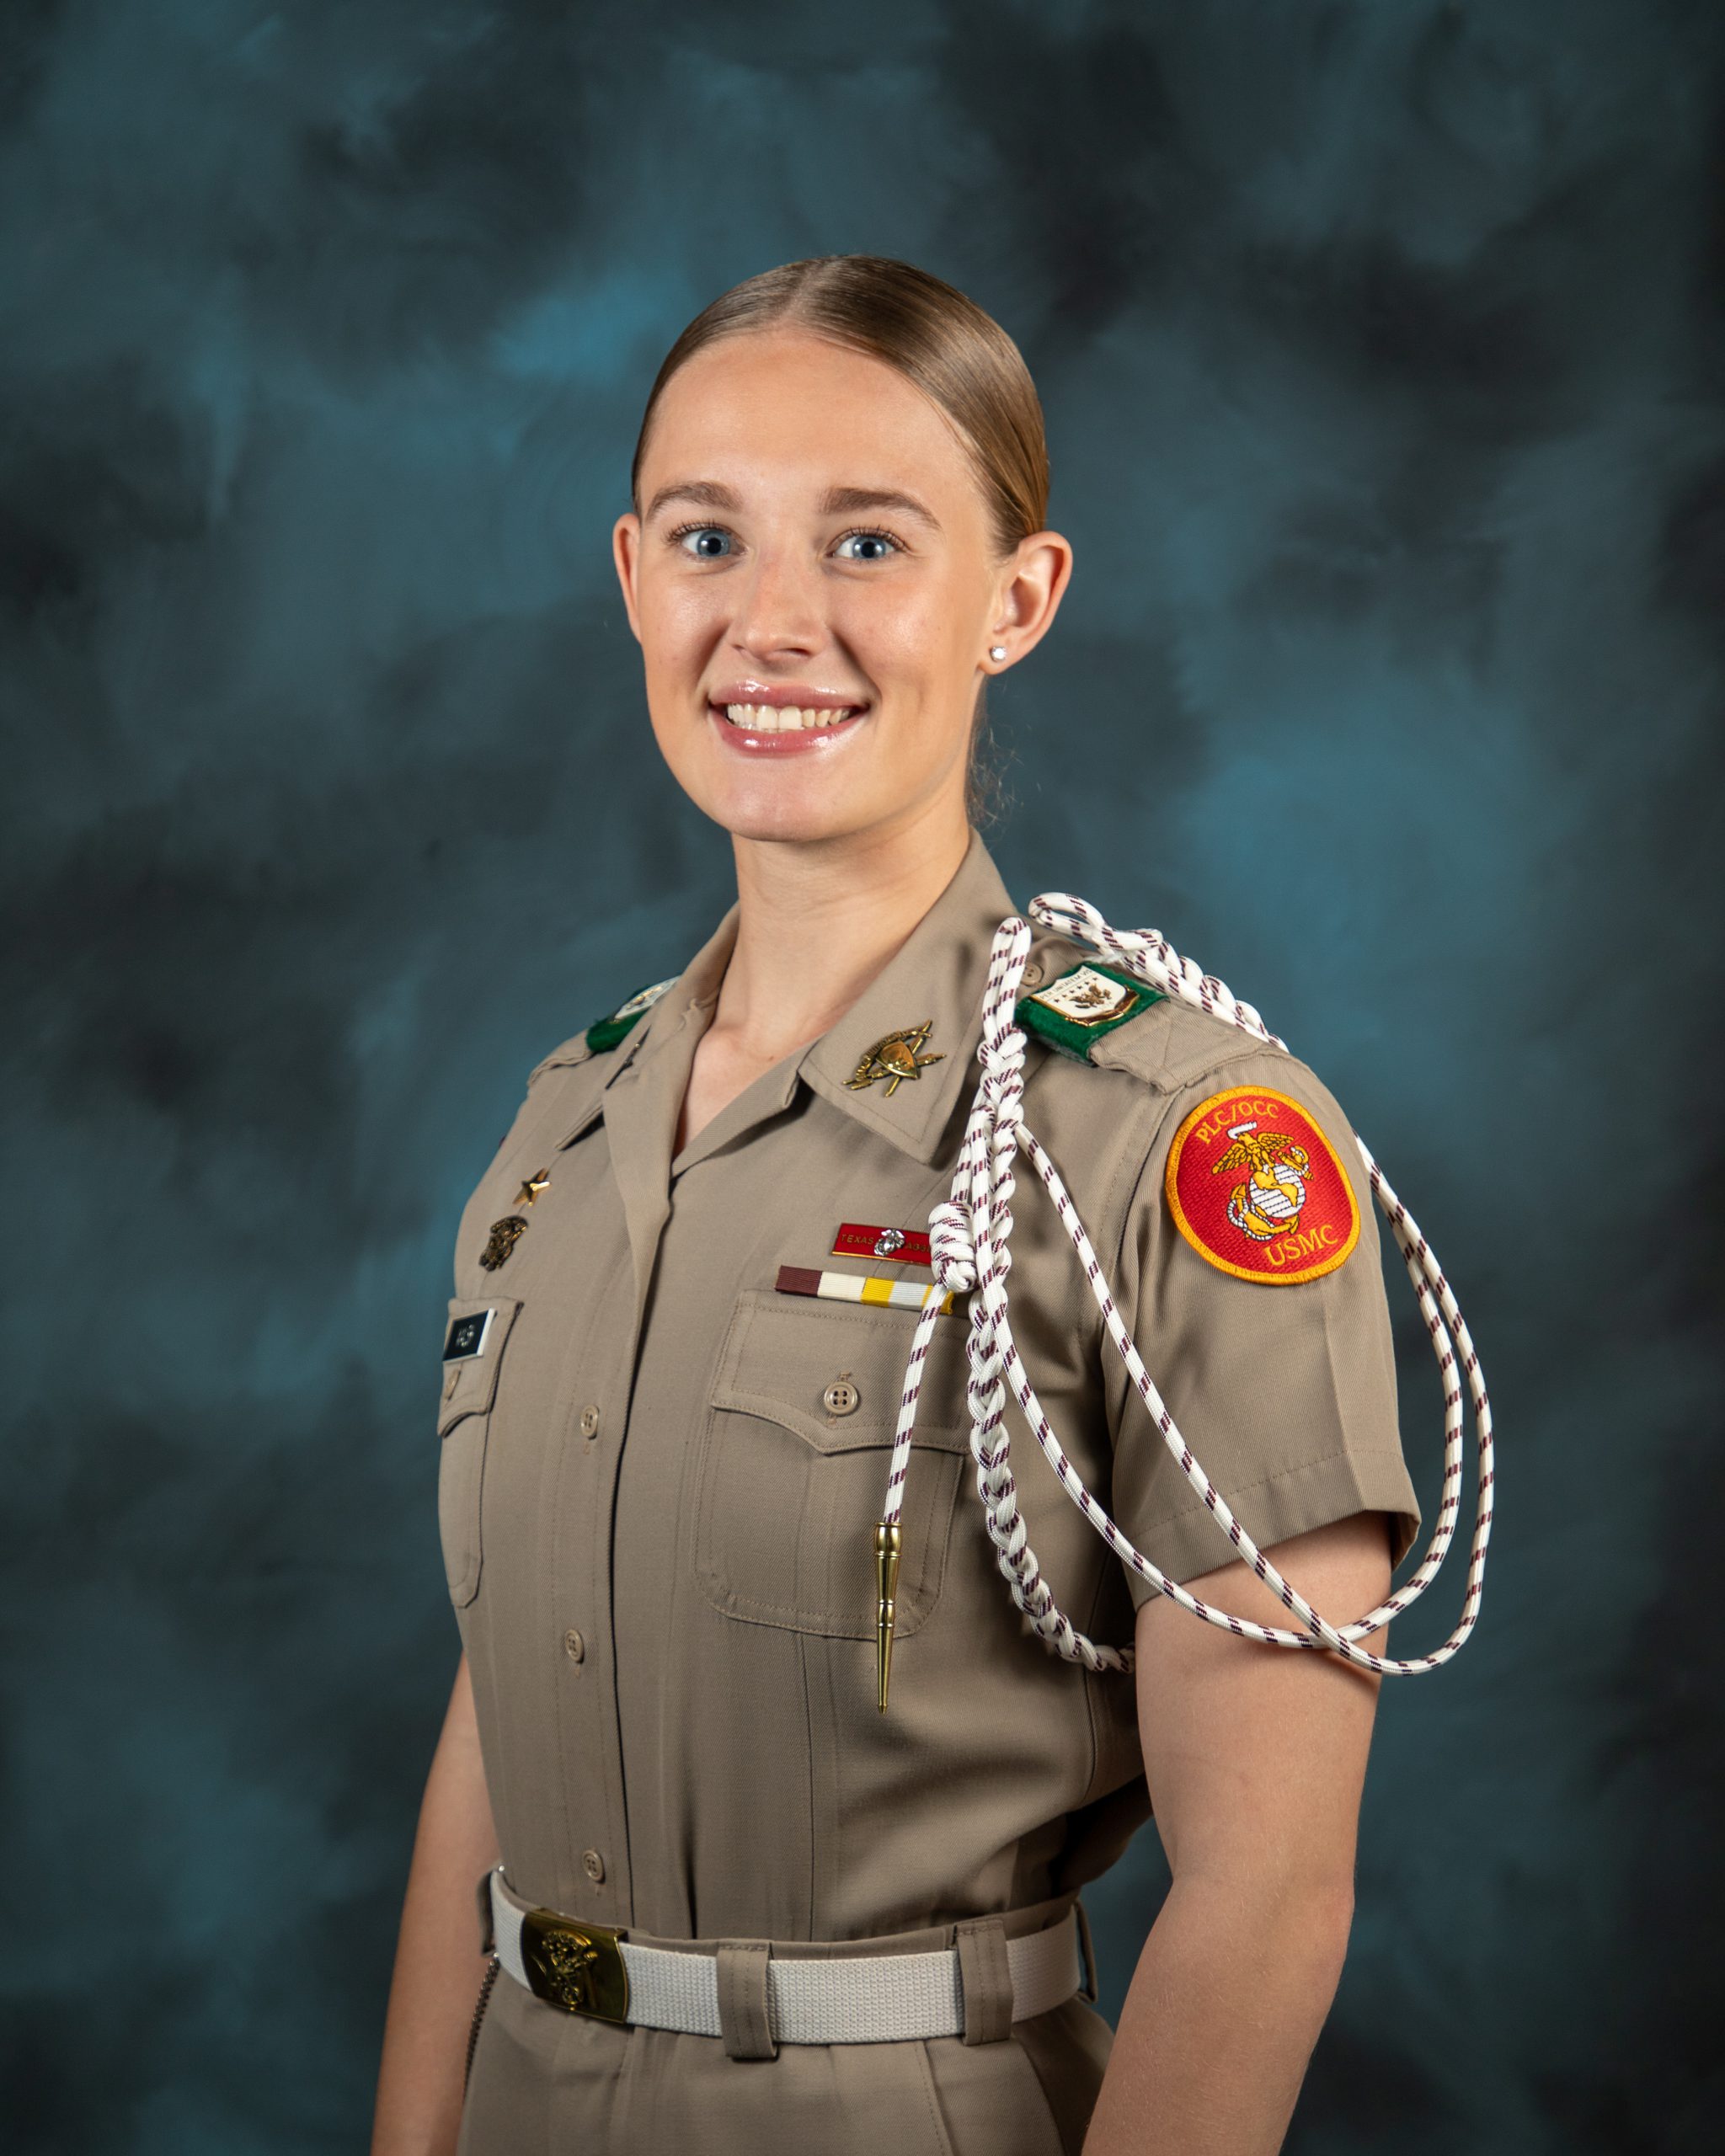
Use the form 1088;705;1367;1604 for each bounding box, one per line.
4;3;1721;2150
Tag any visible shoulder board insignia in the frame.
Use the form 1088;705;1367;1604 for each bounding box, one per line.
584;974;678;1055
1164;1082;1359;1284
1015;961;1164;1063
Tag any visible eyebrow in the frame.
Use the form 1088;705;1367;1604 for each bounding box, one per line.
644;479;943;533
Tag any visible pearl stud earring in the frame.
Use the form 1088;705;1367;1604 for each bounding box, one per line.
989;645;1007;662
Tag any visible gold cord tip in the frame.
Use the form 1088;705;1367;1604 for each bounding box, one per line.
873;1520;903;1712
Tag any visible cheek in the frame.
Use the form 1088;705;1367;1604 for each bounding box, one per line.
836;583;975;683
640;579;713;671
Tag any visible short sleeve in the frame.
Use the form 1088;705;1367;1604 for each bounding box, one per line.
1103;1046;1423;1606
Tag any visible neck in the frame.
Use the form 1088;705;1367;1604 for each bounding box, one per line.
718;800;974;1063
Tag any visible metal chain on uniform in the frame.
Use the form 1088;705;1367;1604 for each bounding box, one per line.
464;1953;501;2092
871;895;1494;1709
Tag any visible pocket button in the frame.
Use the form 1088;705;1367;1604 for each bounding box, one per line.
822;1378;859;1417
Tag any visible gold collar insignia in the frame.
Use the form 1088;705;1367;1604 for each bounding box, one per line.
846;1020;945;1097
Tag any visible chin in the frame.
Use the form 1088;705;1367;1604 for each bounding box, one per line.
702;783;872;846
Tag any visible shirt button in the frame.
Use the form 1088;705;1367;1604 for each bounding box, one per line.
579;1404;601;1438
1022;958;1044;987
582;1848;606;1885
562;1627;585;1665
823;1378;859;1417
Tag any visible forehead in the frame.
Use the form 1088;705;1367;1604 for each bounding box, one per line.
641;329;978;510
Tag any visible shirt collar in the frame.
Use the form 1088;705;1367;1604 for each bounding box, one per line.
599;899;740;1095
604;825;1068;1167
796;826;1021;1165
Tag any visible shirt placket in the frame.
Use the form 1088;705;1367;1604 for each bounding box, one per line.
553;1009;702;1924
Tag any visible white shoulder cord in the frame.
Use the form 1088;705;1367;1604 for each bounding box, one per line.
870;895;1494;1710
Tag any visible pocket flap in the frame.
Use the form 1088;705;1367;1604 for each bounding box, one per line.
438;1295;524;1435
710;1288;971;1455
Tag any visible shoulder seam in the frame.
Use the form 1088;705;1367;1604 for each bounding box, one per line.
526;1033;595;1087
1089;996;1276;1093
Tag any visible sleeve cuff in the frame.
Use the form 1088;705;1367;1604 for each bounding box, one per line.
1116;1444;1423;1610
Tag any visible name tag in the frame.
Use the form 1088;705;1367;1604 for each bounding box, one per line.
830;1221;932;1267
443;1309;495;1362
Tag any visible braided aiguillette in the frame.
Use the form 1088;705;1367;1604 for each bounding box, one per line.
873;899;1493;1708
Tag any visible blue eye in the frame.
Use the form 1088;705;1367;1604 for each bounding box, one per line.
663;521;904;562
670;524;734;559
835;527;900;562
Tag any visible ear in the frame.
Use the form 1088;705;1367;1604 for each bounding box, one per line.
611;512;645;645
985;528;1074;668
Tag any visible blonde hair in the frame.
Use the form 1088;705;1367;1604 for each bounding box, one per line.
631;255;1049;824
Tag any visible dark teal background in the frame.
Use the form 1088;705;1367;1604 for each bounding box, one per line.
4;3;1721;2149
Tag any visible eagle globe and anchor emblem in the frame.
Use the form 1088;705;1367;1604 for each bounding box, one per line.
1212;1118;1314;1243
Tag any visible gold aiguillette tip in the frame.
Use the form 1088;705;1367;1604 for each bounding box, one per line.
873;1520;902;1712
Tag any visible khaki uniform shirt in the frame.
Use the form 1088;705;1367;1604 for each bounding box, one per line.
442;828;1422;2155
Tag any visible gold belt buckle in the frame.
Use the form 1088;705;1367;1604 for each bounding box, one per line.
519;1906;630;2023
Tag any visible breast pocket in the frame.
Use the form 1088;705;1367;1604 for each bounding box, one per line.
692;1287;974;1640
437;1294;522;1608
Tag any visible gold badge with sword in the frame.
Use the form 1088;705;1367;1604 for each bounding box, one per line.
846;1021;944;1097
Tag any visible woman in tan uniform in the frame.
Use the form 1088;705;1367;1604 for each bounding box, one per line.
371;256;1427;2156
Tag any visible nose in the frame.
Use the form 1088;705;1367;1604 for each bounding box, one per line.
725;541;826;662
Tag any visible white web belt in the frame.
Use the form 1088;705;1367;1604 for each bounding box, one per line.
488;1870;1087;2044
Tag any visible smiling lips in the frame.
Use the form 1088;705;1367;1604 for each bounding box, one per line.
718;701;862;731
708;694;869;754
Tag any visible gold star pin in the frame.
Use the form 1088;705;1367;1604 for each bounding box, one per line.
846;1021;945;1097
515;1166;552;1207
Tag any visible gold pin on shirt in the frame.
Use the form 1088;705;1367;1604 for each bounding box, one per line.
479;1217;528;1271
479;1168;551;1272
846;1021;944;1097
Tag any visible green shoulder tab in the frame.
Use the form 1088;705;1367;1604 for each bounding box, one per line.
1014;961;1165;1064
584;975;679;1055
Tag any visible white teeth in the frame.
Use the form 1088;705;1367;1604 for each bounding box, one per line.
721;702;861;732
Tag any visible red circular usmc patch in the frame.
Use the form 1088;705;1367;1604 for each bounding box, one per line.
1164;1082;1360;1285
